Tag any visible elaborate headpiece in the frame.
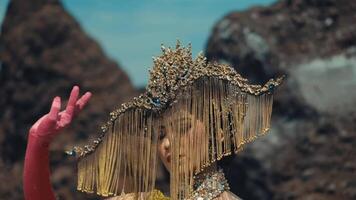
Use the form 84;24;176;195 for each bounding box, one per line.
68;42;284;199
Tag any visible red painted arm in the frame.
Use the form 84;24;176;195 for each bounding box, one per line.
23;86;92;200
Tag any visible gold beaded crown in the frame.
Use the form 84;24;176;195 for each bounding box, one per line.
69;41;284;199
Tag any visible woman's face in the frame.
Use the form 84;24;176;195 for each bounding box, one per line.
157;113;206;173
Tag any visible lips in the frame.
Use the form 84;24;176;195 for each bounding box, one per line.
166;154;186;164
167;154;171;163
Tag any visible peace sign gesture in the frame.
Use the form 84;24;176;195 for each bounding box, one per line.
29;86;92;144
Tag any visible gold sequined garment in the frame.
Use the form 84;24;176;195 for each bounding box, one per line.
105;190;242;200
148;190;170;200
105;190;169;200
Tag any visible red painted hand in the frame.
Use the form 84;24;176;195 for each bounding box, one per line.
29;85;92;143
24;85;92;200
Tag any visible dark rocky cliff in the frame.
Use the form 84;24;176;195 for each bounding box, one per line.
206;0;356;199
0;0;137;199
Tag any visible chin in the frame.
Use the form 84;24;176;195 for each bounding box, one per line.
164;162;171;172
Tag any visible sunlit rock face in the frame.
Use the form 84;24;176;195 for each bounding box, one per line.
292;50;356;114
207;0;356;118
206;0;356;199
0;0;137;199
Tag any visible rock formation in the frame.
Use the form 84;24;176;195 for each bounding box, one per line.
0;0;137;199
206;0;356;199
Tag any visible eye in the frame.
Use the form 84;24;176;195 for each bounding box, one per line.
180;121;192;131
170;118;193;133
179;118;192;131
159;127;166;140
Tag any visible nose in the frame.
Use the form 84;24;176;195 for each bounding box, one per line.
163;137;170;150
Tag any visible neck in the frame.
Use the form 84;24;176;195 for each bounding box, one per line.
191;163;230;200
193;163;218;187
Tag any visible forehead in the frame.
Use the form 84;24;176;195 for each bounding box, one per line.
165;109;194;121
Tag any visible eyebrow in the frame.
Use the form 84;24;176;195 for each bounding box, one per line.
172;117;192;126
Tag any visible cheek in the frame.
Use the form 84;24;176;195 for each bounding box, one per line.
192;123;206;152
157;142;165;158
193;123;205;141
157;141;171;172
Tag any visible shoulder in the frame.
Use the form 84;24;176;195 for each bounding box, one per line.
104;193;143;200
104;190;168;200
217;191;243;200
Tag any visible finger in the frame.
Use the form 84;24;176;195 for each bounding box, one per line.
37;97;61;133
78;92;92;108
74;91;92;115
65;85;79;117
48;96;61;121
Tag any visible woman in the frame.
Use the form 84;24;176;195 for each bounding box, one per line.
24;42;283;200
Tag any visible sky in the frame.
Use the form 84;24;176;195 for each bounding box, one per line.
0;0;276;87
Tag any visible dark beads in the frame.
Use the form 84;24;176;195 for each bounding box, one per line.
151;97;163;107
66;149;76;156
268;84;275;93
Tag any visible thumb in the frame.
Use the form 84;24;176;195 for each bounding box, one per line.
36;97;61;137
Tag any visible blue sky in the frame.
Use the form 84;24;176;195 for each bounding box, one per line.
0;0;276;87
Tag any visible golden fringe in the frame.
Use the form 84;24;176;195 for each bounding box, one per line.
77;76;274;200
162;77;274;200
77;109;159;199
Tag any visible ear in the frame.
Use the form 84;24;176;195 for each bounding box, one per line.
218;129;225;142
